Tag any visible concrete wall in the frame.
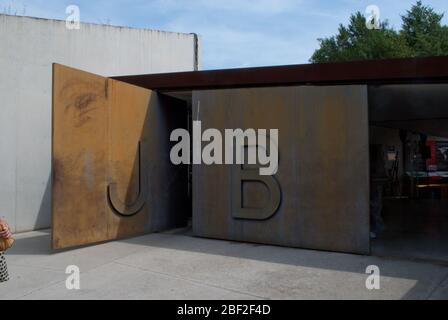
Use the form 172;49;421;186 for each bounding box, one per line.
0;14;201;233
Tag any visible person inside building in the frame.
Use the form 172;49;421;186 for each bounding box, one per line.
370;144;387;239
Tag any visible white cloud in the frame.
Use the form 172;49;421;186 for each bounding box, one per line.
147;0;303;15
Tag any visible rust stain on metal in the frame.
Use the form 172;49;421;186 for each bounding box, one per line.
52;64;189;249
104;78;109;99
74;92;97;111
193;86;370;254
113;56;448;91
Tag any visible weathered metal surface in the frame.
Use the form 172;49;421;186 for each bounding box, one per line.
52;64;188;249
192;86;370;254
113;56;448;91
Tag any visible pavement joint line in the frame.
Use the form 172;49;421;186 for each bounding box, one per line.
12;258;268;300
426;269;448;299
372;253;448;268
13;277;67;300
8;262;66;273
112;261;270;300
10;250;151;299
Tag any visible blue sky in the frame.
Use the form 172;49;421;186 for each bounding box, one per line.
1;0;447;69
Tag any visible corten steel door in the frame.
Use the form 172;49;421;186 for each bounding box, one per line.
192;86;370;254
52;64;188;249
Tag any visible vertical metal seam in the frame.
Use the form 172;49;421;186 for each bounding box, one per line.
106;78;111;239
192;33;199;71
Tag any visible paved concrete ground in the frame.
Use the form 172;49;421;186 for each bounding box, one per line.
0;228;447;300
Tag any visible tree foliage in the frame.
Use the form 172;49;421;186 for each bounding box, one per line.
310;1;448;63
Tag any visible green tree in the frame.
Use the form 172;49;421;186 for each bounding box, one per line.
310;1;448;63
401;1;448;57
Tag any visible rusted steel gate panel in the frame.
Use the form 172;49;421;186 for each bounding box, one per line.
192;86;370;254
113;56;448;91
52;64;188;249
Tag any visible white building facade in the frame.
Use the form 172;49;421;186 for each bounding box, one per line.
0;14;201;232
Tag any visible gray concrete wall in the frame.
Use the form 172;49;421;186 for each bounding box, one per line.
0;14;201;233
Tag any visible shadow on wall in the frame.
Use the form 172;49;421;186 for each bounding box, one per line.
35;174;52;231
112;92;190;240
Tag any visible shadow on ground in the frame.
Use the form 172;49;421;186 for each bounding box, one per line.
7;227;448;299
8;230;52;255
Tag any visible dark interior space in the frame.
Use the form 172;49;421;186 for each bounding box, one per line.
161;91;193;222
369;84;448;262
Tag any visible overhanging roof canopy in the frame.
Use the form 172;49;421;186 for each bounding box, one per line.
112;56;448;91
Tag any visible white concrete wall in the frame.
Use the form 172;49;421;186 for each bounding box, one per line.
0;14;201;233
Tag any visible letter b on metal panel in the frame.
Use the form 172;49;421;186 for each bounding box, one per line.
231;161;281;221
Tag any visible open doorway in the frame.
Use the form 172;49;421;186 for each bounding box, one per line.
369;84;448;262
160;91;194;226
